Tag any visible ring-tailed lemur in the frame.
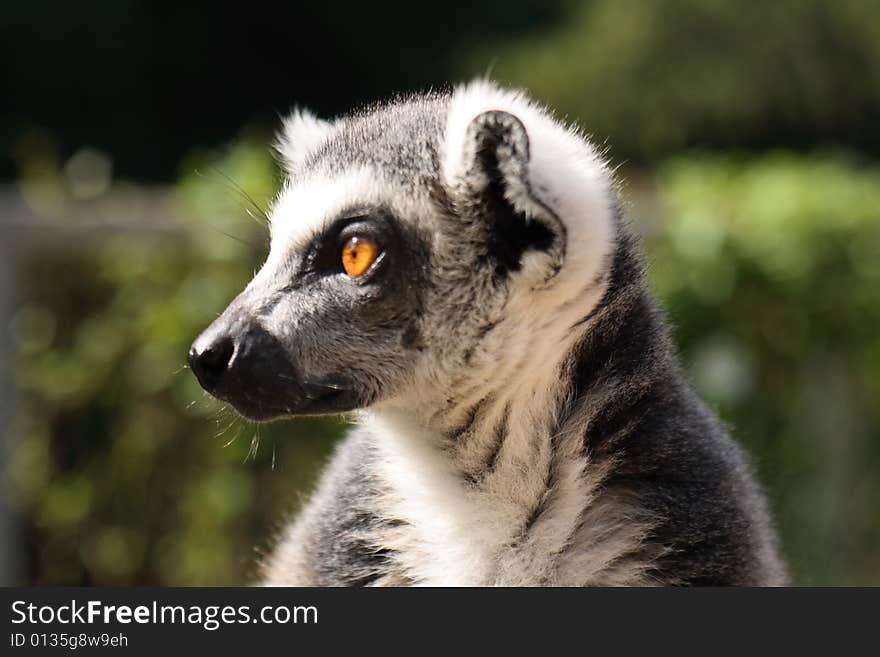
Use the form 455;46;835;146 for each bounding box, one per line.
188;81;786;586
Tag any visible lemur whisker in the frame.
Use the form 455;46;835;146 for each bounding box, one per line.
206;224;262;249
208;166;271;227
223;425;243;449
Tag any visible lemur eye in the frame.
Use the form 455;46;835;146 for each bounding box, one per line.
341;236;379;278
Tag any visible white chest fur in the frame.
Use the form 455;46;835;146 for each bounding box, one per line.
367;402;655;586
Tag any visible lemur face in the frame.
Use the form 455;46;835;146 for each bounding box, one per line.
189;83;614;421
189;199;428;421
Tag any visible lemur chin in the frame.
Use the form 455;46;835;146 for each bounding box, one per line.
189;81;786;586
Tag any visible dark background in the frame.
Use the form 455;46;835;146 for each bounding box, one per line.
1;0;878;585
5;0;880;181
0;1;559;181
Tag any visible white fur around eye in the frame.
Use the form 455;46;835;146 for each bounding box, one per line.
260;168;376;276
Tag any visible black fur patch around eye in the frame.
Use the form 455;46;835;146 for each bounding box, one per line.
474;116;555;279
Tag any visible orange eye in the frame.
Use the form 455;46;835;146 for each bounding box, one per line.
341;236;379;278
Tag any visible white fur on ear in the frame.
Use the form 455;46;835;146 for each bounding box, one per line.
275;108;334;173
442;80;616;291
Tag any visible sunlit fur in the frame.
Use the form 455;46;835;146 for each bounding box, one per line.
252;81;785;586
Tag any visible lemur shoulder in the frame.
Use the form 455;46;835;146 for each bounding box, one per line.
189;81;786;586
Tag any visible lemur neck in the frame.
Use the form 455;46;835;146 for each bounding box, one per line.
396;316;587;467
373;238;635;477
362;235;669;585
363;353;580;585
381;228;670;476
373;268;618;485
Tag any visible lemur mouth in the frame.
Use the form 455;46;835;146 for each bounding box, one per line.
212;375;359;423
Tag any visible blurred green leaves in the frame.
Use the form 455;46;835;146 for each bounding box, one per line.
467;0;880;162
645;154;880;584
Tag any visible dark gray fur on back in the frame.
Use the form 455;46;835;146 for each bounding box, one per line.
567;224;784;584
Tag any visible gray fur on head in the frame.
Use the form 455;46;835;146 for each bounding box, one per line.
189;81;786;586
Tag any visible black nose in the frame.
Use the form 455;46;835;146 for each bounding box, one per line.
188;336;235;393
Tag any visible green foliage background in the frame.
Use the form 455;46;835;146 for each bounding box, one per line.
4;0;879;585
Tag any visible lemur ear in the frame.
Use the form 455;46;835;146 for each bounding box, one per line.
453;110;566;280
275;108;334;174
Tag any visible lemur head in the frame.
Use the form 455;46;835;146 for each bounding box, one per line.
189;82;616;422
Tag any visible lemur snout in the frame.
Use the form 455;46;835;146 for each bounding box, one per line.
189;311;358;421
188;312;300;420
189;318;276;397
